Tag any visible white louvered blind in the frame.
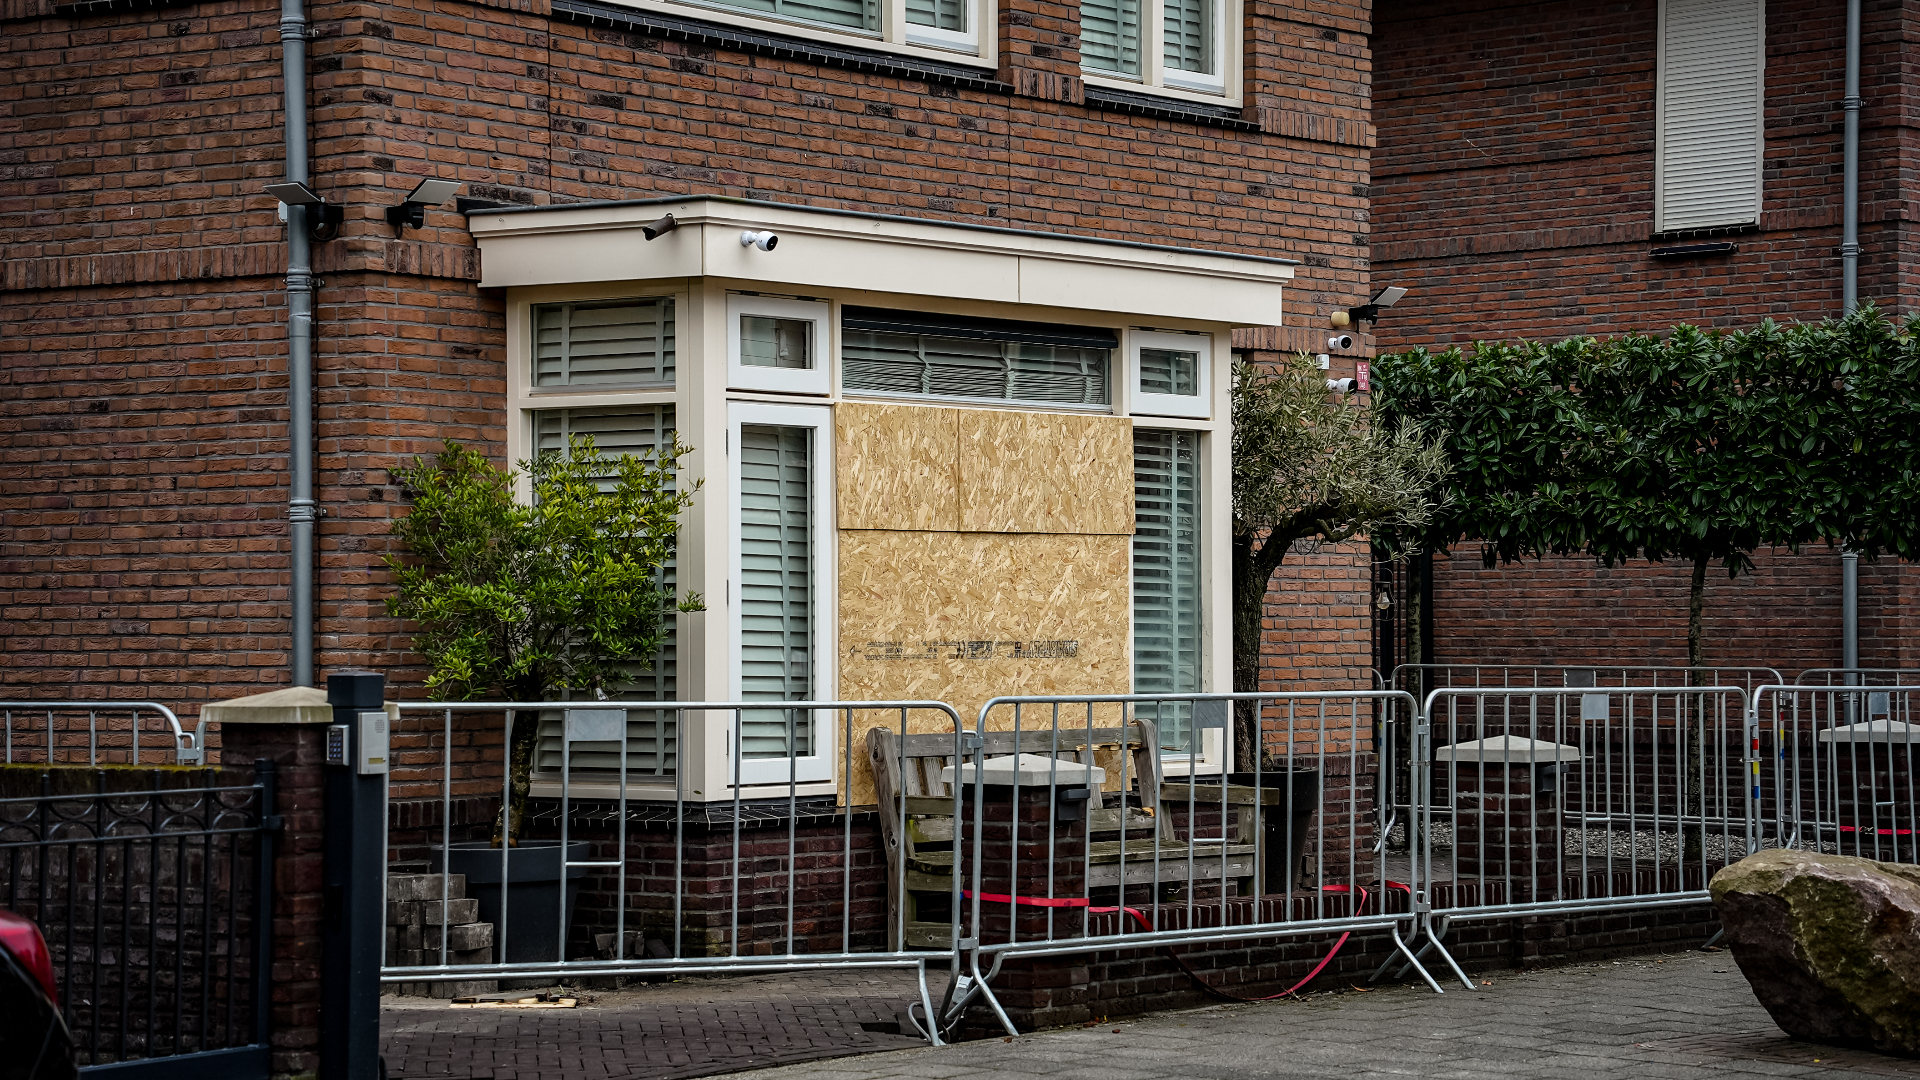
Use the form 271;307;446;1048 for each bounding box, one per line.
1133;429;1202;753
842;329;1111;406
534;299;674;387
739;424;815;759
1656;0;1764;232
710;0;878;30
531;406;680;777
906;0;964;30
1081;0;1141;74
1162;0;1212;74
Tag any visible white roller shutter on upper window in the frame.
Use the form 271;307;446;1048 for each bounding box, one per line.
1656;0;1765;233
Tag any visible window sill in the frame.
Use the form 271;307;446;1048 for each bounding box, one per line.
551;0;1015;93
1082;83;1255;132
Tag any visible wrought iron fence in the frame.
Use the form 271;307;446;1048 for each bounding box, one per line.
0;763;273;1073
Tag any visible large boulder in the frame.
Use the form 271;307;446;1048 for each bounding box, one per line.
1710;849;1920;1057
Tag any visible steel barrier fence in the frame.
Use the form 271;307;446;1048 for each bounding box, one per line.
954;692;1458;1036
379;699;972;1043
1752;684;1918;864
1794;668;1920;686
0;702;206;767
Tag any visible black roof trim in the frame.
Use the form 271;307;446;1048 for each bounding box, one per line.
1083;84;1258;132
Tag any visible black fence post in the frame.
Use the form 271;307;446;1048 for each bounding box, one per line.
323;671;388;1080
252;758;279;1060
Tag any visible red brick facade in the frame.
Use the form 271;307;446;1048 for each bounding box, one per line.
1;0;1380;710
1369;0;1920;674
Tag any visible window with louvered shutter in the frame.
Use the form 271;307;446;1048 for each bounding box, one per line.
1656;0;1764;233
530;406;681;778
1162;0;1212;74
1133;429;1202;753
738;423;815;760
842;330;1112;407
906;0;964;31
702;0;878;31
533;299;675;388
1081;0;1140;74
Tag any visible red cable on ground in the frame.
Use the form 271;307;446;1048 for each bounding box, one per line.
964;881;1413;1004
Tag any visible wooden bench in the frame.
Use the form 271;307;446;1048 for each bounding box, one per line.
867;721;1258;950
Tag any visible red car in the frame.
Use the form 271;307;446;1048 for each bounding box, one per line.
0;910;76;1080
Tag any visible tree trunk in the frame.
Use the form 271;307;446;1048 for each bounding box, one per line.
1682;553;1708;863
1231;528;1289;769
492;678;548;848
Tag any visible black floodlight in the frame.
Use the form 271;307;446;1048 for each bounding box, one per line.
264;181;344;242
642;213;678;241
1348;285;1409;326
385;178;462;234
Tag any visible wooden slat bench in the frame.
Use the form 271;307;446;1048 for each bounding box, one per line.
867;721;1258;949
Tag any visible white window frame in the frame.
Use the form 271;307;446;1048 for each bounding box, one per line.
1129;426;1222;772
1080;0;1239;102
728;294;832;396
727;400;836;786
620;0;995;62
1653;0;1765;233
1129;329;1211;419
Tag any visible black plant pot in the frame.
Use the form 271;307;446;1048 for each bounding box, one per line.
432;840;590;965
1224;769;1321;892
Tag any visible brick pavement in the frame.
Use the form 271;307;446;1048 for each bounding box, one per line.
380;968;928;1079
739;950;1920;1080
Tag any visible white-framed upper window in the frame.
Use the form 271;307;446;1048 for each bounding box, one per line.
1130;329;1210;418
728;401;835;785
728;294;832;396
669;0;987;56
1655;0;1764;233
1081;0;1230;95
533;298;674;388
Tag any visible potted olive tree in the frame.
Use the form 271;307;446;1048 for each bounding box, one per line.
385;435;700;961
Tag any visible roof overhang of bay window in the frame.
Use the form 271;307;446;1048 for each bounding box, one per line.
466;195;1296;327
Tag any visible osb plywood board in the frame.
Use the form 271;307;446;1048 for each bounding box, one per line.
836;530;1131;805
835;402;959;531
957;411;1133;535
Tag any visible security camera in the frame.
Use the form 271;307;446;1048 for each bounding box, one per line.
740;230;779;251
1327;378;1359;394
1327;334;1354;351
642;214;678;241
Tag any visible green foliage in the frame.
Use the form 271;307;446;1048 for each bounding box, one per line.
1229;354;1450;711
384;436;702;701
1373;303;1919;666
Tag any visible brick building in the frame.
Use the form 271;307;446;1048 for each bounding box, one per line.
1;0;1385;742
1369;0;1920;676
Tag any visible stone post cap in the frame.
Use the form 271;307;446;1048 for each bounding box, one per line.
1817;719;1919;745
201;686;398;725
940;753;1107;787
1434;735;1582;765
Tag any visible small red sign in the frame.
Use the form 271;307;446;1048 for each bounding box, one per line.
1356;361;1371;393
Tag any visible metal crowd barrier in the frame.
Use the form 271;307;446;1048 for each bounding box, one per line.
0;701;205;767
379;699;969;1043
1752;683;1918;864
953;691;1455;1036
1406;683;1754;954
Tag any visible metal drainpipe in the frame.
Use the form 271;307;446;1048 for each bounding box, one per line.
281;0;317;686
1840;0;1861;677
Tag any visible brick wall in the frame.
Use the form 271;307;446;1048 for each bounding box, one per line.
2;0;1382;709
1368;0;1920;672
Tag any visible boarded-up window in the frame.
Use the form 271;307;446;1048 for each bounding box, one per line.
530;405;680;778
1656;0;1764;232
534;299;674;387
1134;429;1202;752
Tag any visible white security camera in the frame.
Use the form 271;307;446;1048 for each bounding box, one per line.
1327;334;1354;351
1327;378;1359;394
740;230;779;251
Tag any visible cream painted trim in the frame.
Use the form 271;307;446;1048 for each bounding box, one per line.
728;293;832;396
1130;328;1212;419
605;0;998;65
470;199;1290;326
